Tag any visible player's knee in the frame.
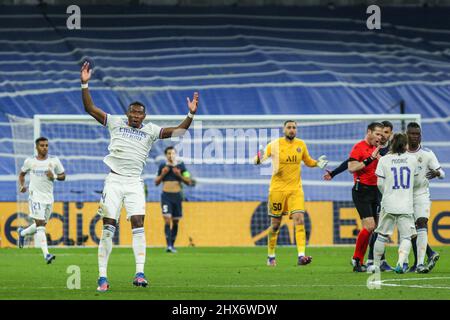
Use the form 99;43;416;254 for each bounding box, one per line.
415;217;428;229
271;223;280;232
102;224;116;239
130;215;144;228
35;219;46;227
172;219;179;226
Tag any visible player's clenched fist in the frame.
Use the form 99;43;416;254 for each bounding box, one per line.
161;166;170;176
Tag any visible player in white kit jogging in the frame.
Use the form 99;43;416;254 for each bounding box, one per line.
17;137;66;264
80;61;199;292
371;133;419;274
406;122;445;273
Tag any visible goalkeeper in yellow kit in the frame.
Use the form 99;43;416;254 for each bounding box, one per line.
254;120;328;266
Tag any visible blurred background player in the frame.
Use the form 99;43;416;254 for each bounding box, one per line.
347;122;383;272
155;146;194;253
80;61;199;292
254;120;328;266
406;122;445;273
372;133;419;274
17;137;66;264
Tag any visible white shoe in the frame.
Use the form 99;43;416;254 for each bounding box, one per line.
366;264;380;274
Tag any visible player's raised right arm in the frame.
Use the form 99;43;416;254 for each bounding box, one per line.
80;61;106;125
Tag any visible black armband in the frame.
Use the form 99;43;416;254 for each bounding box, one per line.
362;156;374;166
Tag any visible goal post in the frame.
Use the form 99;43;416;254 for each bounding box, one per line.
8;113;421;248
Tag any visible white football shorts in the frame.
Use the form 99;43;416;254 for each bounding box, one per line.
376;208;417;239
97;172;146;221
413;193;431;221
28;200;52;222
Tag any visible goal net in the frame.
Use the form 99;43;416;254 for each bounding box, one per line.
9;113;421;248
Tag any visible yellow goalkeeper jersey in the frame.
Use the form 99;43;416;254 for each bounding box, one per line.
263;137;318;192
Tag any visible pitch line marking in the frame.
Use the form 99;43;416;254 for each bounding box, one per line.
373;276;450;290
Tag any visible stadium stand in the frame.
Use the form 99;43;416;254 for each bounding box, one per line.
0;5;449;202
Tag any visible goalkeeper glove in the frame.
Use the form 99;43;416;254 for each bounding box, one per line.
254;144;264;165
317;155;328;169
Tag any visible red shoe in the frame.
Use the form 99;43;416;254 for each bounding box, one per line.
298;255;312;266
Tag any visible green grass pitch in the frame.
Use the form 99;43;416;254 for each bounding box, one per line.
1;246;449;300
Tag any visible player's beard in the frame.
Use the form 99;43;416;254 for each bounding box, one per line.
285;133;295;140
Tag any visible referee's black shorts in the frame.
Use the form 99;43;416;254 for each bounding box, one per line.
352;182;380;221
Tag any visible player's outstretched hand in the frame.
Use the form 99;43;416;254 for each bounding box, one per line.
80;61;92;83
187;92;199;114
323;169;333;181
317;155;328;169
19;185;27;193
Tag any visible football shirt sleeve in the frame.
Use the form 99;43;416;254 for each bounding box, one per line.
54;157;65;174
349;143;361;162
301;141;318;167
21;158;31;173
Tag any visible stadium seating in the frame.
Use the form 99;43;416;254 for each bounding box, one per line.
0;5;449;201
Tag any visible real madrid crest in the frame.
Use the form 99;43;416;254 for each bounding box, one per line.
418;156;423;163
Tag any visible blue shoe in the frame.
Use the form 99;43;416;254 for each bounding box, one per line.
45;254;55;264
402;263;409;273
267;257;277;267
97;277;109;292
408;265;417;273
17;227;25;248
133;272;148;287
380;260;393;272
394;264;405;274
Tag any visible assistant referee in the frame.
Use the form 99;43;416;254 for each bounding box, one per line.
348;122;384;272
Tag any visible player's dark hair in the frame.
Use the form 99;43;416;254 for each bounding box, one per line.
284;120;296;127
381;120;393;130
128;101;146;113
367;122;383;131
407;122;421;131
165;146;175;154
35;136;48;145
390;133;408;154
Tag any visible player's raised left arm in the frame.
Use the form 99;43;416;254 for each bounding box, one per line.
160;92;198;139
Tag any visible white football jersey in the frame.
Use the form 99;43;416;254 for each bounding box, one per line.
103;114;162;177
375;153;418;215
21;156;65;204
407;145;443;198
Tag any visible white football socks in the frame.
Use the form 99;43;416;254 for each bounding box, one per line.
98;224;115;278
21;223;37;236
398;238;412;267
416;228;428;266
35;226;49;257
132;227;146;274
373;234;388;267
